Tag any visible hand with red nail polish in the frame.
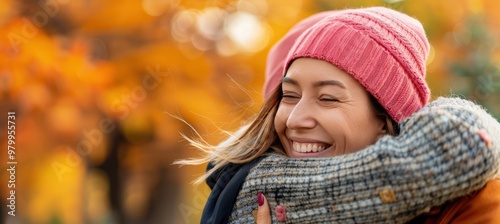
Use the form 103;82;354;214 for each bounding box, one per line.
255;193;271;224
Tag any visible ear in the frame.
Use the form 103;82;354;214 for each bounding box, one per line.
377;117;388;137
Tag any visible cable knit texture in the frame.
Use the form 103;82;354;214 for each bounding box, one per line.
228;97;500;223
285;7;430;122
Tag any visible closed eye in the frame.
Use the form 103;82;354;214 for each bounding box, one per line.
281;93;300;103
320;97;339;102
282;94;299;99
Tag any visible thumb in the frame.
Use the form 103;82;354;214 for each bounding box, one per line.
255;192;271;224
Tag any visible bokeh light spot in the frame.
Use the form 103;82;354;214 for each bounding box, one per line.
197;7;226;41
224;11;269;53
142;0;179;16
236;0;268;16
427;44;435;65
171;9;199;43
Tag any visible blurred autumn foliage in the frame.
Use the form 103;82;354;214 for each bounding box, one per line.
0;0;499;223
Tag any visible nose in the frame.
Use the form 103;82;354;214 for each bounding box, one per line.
286;98;316;130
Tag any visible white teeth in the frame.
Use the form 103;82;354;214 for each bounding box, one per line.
293;142;327;153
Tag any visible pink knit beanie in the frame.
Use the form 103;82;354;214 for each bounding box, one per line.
263;10;338;98
284;7;431;123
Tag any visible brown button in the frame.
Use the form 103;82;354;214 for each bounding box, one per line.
379;188;396;203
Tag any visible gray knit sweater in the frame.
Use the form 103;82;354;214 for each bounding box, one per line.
229;97;500;223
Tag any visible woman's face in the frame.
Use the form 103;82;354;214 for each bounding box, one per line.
275;58;385;158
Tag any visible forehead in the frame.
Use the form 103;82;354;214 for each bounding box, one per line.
283;58;356;87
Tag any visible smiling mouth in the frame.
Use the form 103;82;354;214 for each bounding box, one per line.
292;142;330;153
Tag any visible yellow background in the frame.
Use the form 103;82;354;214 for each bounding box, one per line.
1;0;499;223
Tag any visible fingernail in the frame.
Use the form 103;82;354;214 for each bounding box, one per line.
257;192;264;206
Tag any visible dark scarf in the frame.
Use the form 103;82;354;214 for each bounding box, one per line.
200;157;265;224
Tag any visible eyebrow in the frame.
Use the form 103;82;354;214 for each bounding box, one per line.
281;77;298;85
281;77;346;89
313;80;346;89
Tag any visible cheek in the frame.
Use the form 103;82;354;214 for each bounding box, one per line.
356;119;381;144
274;105;289;133
336;107;382;152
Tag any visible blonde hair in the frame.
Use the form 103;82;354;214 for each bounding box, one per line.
176;87;398;185
175;89;284;185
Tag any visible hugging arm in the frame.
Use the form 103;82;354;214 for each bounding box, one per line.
230;97;500;223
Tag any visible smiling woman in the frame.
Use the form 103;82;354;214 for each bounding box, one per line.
175;6;500;224
276;58;387;158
